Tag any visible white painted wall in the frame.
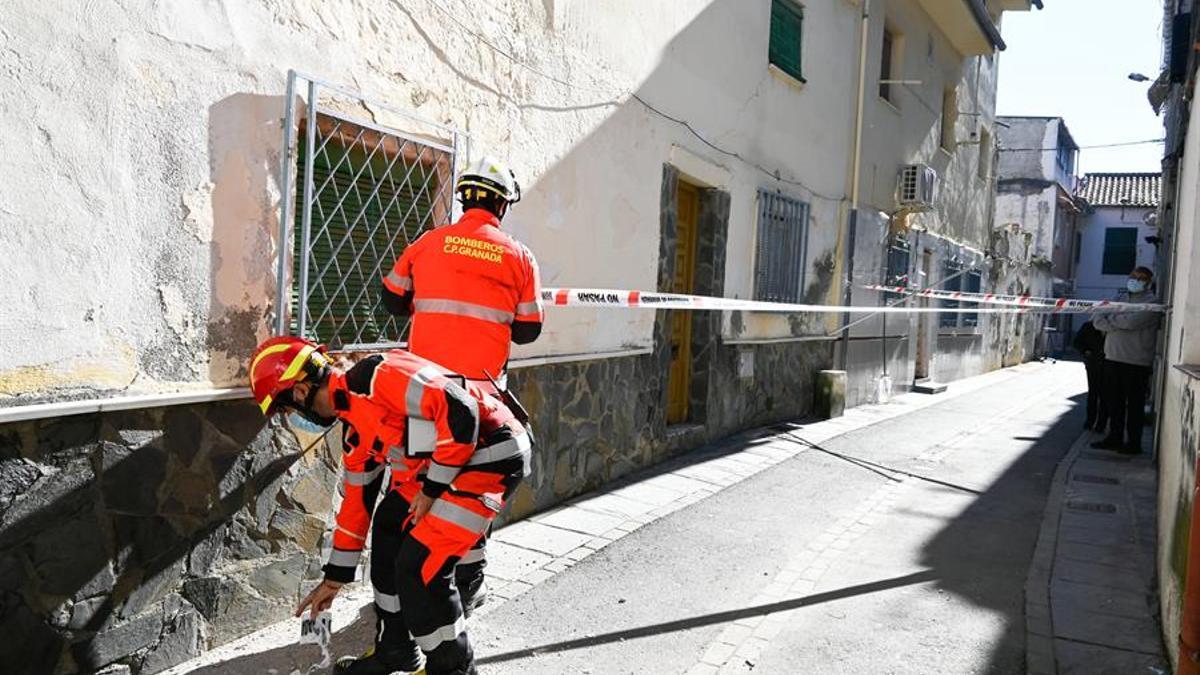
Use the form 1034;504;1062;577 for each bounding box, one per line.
0;0;1027;406
0;0;864;405
1074;206;1158;301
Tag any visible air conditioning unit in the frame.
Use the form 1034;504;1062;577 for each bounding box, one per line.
896;164;937;211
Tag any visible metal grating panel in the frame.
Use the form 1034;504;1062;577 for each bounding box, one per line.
753;189;809;303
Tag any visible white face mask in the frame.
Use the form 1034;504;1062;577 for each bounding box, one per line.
1127;278;1147;294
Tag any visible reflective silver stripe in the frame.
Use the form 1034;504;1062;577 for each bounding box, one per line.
344;465;384;486
516;300;542;315
429;500;491;534
459;547;486;565
385;271;413;291
467;432;532;465
413;299;515;324
327;548;362;568
388;444;405;461
408;418;438;455
374;589;402;613
426;461;460;484
413;616;466;651
406;365;443;414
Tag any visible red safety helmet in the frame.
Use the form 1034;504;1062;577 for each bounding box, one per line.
248;336;331;416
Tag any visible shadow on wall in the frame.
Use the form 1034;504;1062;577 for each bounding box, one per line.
0;404;322;675
918;392;1086;672
205;93;287;388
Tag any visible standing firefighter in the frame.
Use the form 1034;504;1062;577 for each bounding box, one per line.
381;156;544;392
249;337;532;675
380;156;543;610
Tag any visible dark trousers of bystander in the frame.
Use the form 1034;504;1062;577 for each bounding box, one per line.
1102;359;1152;451
1084;359;1109;432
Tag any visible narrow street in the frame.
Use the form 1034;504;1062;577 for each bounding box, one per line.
469;361;1085;674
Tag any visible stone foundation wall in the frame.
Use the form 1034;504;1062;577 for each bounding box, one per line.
0;402;340;675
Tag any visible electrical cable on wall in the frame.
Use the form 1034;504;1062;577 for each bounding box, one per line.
415;0;847;204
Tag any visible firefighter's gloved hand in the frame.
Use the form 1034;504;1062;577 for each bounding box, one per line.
296;579;343;620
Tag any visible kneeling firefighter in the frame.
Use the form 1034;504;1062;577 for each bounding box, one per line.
249;337;533;675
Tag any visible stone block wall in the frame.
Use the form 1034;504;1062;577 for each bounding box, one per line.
0;402;341;675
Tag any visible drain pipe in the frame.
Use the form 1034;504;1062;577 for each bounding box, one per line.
838;0;871;370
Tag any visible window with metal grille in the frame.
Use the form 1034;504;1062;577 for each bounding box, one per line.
290;113;455;348
884;239;911;302
1101;227;1138;275
962;270;981;327
754;189;809;303
939;260;963;328
768;0;805;82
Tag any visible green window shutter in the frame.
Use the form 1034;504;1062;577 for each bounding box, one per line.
1101;227;1138;275
769;0;805;82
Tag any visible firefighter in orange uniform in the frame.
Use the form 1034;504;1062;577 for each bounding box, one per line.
249;336;531;675
381;156;544;391
381;156;542;613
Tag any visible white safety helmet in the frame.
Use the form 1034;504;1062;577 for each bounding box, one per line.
456;157;521;204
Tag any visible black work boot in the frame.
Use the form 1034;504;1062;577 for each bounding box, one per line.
333;646;424;675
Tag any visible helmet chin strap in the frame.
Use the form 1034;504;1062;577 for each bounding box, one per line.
292;370;337;427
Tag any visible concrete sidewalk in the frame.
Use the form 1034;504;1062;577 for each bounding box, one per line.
1025;429;1168;674
164;361;1058;674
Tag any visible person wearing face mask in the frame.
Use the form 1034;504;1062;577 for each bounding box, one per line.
248;337;533;675
1090;266;1160;454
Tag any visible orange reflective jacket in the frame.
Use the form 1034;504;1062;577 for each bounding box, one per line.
383;209;543;381
321;350;523;581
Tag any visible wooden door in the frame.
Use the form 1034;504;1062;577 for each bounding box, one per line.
667;182;700;424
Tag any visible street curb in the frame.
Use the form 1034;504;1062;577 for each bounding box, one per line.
1024;430;1089;675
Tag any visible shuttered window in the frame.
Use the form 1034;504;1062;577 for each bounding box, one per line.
754;189;809;303
769;0;805;82
1101;227;1138;275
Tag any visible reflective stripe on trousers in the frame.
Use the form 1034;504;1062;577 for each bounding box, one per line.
374;588;402;613
459;547;486;565
413;615;466;652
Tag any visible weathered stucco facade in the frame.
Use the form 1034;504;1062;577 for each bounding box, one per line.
0;1;1034;672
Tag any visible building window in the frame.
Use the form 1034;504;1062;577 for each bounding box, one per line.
292;114;453;347
940;87;957;152
754;189;809;302
1101;227;1138;275
768;0;805;82
939;260;964;328
879;25;902;103
977;126;992;180
940;261;981;329
1056;138;1075;176
884;238;912;302
962;269;982;327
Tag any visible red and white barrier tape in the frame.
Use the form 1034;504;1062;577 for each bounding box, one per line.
540;288;1155;314
860;284;1165;313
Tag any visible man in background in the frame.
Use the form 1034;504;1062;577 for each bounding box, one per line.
1090;266;1160;454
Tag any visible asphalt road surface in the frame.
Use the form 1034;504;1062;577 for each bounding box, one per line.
471;361;1084;674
